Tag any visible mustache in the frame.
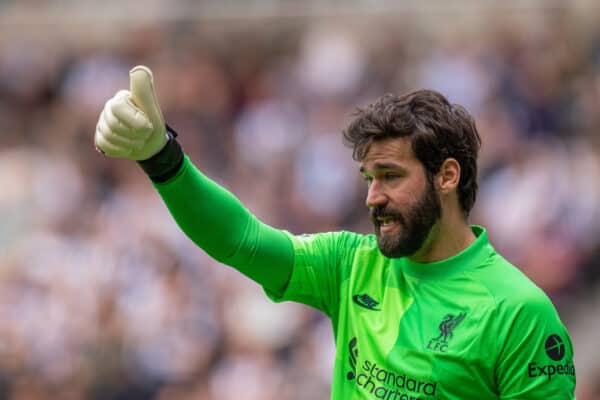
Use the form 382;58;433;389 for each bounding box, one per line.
370;207;405;225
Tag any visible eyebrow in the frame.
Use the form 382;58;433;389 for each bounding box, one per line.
359;162;405;175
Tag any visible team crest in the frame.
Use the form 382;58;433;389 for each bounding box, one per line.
427;312;466;352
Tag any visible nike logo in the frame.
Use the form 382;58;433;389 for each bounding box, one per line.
352;294;381;311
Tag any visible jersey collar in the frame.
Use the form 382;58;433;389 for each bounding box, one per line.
397;226;493;279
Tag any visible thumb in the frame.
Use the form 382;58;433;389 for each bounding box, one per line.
129;65;164;131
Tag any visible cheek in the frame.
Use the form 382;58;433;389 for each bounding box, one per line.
390;191;413;205
389;181;426;207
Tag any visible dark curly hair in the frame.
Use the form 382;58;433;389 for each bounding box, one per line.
343;90;481;216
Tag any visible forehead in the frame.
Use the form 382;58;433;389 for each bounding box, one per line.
360;137;419;170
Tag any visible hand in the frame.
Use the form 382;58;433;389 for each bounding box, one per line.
94;66;167;161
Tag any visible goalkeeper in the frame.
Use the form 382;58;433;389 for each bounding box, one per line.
95;66;576;399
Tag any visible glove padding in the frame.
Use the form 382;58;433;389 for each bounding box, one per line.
95;66;167;161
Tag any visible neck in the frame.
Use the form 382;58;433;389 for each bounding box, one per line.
408;214;476;263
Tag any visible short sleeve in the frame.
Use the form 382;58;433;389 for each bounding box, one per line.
495;291;576;399
264;231;362;319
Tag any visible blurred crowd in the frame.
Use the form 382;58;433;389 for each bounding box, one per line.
1;6;600;400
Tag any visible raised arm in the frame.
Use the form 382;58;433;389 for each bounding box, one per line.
94;66;294;294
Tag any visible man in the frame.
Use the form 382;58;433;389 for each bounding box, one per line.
95;66;576;399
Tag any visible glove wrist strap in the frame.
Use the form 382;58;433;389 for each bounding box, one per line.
137;124;184;183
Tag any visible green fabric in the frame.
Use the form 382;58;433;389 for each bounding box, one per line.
152;156;294;295
269;226;576;399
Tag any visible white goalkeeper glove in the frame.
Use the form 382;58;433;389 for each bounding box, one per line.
95;65;167;161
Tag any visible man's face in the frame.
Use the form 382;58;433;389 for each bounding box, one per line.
359;137;441;258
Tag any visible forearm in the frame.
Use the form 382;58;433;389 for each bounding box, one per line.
145;148;294;294
94;68;295;294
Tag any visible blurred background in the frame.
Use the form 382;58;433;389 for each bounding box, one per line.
1;0;600;398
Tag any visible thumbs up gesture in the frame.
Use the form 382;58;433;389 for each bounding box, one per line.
95;66;167;160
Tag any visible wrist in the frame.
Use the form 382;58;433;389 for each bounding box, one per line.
137;124;184;183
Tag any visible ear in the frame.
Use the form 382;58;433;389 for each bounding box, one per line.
435;158;460;194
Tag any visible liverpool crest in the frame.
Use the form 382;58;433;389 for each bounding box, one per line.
426;312;466;352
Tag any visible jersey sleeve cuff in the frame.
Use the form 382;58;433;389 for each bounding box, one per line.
137;124;184;183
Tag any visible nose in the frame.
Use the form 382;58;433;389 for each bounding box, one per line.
365;180;387;209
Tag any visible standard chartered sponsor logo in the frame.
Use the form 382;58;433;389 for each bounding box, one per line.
355;359;438;400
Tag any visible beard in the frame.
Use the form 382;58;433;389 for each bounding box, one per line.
371;179;441;258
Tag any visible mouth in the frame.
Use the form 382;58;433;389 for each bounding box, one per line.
374;217;401;234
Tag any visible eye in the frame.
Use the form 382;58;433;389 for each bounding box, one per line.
384;172;400;180
363;175;373;184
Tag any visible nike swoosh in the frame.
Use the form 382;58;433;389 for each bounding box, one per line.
352;294;380;311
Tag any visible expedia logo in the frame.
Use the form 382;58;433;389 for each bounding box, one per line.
528;334;575;381
545;334;565;361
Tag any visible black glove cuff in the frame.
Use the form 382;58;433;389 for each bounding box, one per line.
137;124;184;183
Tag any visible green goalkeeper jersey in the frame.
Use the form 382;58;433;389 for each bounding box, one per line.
268;227;576;400
153;157;576;400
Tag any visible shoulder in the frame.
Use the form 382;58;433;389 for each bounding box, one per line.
471;253;562;330
286;231;386;282
287;230;376;254
476;253;551;306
